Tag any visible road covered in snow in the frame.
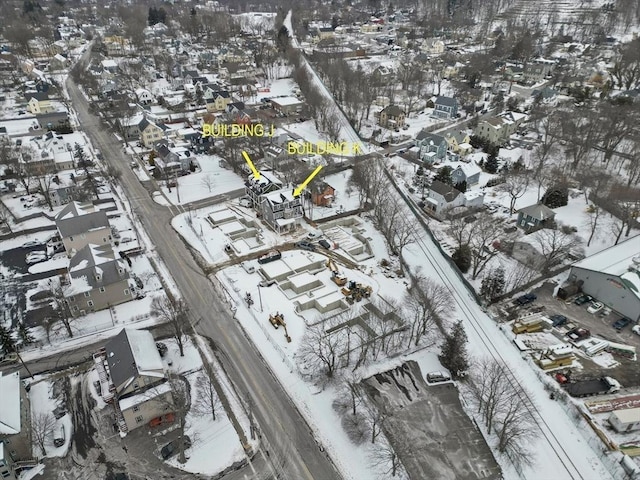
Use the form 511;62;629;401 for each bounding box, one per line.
389;169;615;480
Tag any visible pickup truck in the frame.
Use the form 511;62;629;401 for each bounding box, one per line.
564;376;621;398
258;250;281;264
514;293;537;306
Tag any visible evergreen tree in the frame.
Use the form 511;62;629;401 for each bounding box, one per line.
454;180;467;193
542;186;568;208
484;154;499;174
438;320;469;378
17;322;35;346
0;324;16;354
452;244;471;273
434;165;453;185
480;266;506;301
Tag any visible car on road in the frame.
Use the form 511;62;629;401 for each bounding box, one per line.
574;294;593;305
259;279;276;287
295;240;316;251
550;315;568;328
613;317;632;331
587;301;604;314
160;435;191;460
514;293;536;306
318;239;331;249
306;232;320;240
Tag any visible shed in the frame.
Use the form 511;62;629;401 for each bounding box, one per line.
608;407;640;433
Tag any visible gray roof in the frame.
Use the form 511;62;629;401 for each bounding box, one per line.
416;130;446;144
435;96;456;107
55;202;110;238
429;180;461;202
381;104;404;117
68;243;129;288
517;203;556;221
25;91;49;102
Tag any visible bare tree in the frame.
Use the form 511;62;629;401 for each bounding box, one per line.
499;172;530;215
192;371;222;422
584;204;604;248
31;412;55;456
47;278;74;338
201;174;215;193
447;215;474;251
0;201;13;233
404;275;450;347
369;439;404;477
530;228;581;273
296;316;347;382
150;295;189;356
468;214;500;280
363;399;388;444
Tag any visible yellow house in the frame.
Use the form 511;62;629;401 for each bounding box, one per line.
205;91;232;112
445;131;472;156
25;92;53;114
138;118;165;148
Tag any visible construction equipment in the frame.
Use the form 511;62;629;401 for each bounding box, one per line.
326;259;347;286
340;281;372;303
268;312;291;343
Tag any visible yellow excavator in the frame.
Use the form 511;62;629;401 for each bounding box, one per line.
326;259;347;286
268;312;291;343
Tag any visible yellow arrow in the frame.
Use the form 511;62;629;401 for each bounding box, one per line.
242;151;261;180
293;165;323;197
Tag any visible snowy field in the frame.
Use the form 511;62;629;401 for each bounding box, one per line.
158;155;245;206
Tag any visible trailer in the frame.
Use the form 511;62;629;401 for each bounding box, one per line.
564;376;621;398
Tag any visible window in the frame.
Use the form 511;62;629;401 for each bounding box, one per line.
87;300;94;307
72;306;78;312
99;287;105;293
118;268;123;274
133;382;139;389
69;236;74;241
2;471;10;478
124;289;130;295
68;296;75;302
84;291;91;298
102;238;107;243
96;274;102;281
135;415;144;424
133;405;140;412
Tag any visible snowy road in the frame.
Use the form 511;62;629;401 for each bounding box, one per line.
65;76;342;480
388;169;615;480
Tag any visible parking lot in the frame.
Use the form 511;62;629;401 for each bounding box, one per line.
500;282;640;387
363;361;501;480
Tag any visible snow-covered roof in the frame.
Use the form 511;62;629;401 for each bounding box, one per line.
609;407;640;424
118;380;172;411
0;371;21;435
270;96;302;106
451;161;482;177
572;235;640;276
125;329;165;377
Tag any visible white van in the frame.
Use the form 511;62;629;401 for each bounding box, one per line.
426;371;451;384
241;261;256;274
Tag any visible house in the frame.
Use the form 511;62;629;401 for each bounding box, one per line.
205;91;232;112
226;101;245;114
378;105;405;129
565;235;640;322
424;180;466;216
25;92;53;115
99;328;173;431
524;61;554;83
415;130;447;163
474;111;527;146
261;188;303;234
104;35;129;56
270;97;304;116
49;54;68;71
450;162;482;187
55;201;112;254
516;203;556;233
36;111;70;131
433;96;458;119
201;84;224;101
245;170;284;208
317;26;335;40
64;243;132;317
135;88;154;105
311;181;336;207
445;131;472;156
153;140;193;176
0;371;33;479
138;118;165;148
49;173;79;207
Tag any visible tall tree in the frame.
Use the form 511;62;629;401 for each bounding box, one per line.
438;320;469;379
150;296;189;356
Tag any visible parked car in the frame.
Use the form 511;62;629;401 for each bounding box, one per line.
632;325;640;336
574;294;593;305
514;293;537;306
294;240;316;251
550;315;568;328
259;279;276;287
587;302;604;314
239;197;251;208
318;239;331;249
613;317;632;331
21;240;43;248
426;371;451;383
161;436;191;460
306;232;320;240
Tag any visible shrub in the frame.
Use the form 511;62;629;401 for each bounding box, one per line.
341;412;370;445
452;244;472;273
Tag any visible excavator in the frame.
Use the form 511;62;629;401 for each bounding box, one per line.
268;312;291;343
326;259;347;286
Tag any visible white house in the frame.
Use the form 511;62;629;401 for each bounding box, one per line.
135;88;154;105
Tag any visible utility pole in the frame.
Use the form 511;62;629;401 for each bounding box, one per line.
257;285;263;312
247;393;256;440
175;171;181;204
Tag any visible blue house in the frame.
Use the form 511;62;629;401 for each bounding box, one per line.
433;96;458;119
415;130;447;163
451;163;482;187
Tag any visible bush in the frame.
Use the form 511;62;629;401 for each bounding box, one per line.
452;244;472;273
541;186;568;208
341;412;370;445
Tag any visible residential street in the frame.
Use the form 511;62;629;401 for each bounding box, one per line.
65;76;340;480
